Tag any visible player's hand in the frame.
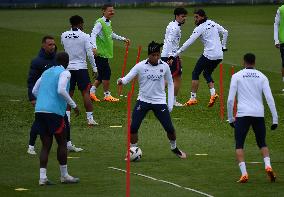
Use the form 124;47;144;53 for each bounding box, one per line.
117;78;123;85
167;59;174;66
168;106;173;113
275;44;280;49
271;124;278;130
222;47;228;52
229;122;235;128
92;48;97;57
124;38;130;45
30;100;36;107
73;106;80;117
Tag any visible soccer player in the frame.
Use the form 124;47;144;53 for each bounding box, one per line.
173;9;228;107
161;7;188;107
274;5;284;91
27;36;81;154
227;53;278;183
32;52;80;185
117;41;186;159
61;15;98;127
90;3;130;102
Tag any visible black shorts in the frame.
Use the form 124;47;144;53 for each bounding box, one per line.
34;113;65;136
234;116;267;149
69;69;91;92
192;55;222;83
161;57;182;77
279;44;284;68
95;56;111;81
130;100;175;134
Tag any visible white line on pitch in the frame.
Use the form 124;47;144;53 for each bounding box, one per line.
110;125;122;128
9;99;20;102
108;166;214;197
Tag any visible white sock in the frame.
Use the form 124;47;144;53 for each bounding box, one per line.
190;92;196;99
29;145;34;149
169;140;177;150
174;96;177;103
130;143;137;148
209;88;216;96
239;162;247;176
90;86;96;94
66;111;71;123
60;165;68;177
264;157;271;169
104;91;111;97
282;77;284;82
67;141;72;147
40;168;47;180
86;112;93;120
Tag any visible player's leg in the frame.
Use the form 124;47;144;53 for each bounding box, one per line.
27;121;38;155
172;57;183;106
252;117;276;182
90;57;102;101
235;116;251;183
279;44;284;91
65;114;83;152
152;104;186;159
66;70;76;123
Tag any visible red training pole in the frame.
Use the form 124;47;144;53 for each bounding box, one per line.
130;46;142;96
219;63;224;120
118;42;130;96
231;66;237;118
126;91;132;197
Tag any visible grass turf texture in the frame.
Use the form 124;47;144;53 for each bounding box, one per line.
0;5;283;197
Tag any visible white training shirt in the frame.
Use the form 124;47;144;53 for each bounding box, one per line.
120;59;174;111
61;28;96;71
274;8;280;45
175;19;228;60
161;20;181;57
227;68;278;124
90;16;126;49
32;70;77;109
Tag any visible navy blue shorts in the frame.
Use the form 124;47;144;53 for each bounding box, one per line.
161;56;182;77
130;100;175;134
69;69;91;92
192;55;222;83
95;56;111;81
34;113;65;136
280;44;284;68
234;116;267;149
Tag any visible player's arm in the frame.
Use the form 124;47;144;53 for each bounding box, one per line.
216;23;228;51
27;61;41;101
90;22;102;56
32;76;42;98
58;71;77;109
117;64;139;85
274;9;280;48
165;66;174;112
112;32;130;44
85;35;97;77
227;75;237;124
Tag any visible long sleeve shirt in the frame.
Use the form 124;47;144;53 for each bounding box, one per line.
274;8;280;45
227;68;278;124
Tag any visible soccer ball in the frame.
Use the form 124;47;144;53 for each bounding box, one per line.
129;147;142;162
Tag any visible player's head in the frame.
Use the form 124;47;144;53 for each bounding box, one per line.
174;7;188;25
243;53;256;67
193;9;207;25
102;4;114;19
41;35;56;54
69;15;84;30
148;41;163;66
56;52;69;68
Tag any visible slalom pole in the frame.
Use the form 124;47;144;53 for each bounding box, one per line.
126;91;132;197
130;46;142;96
231;66;237;118
118;42;130;96
219;63;224;120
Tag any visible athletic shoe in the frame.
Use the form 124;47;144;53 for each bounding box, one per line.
184;98;198;106
207;93;219;107
282;89;284;92
104;95;119;102
90;93;100;102
67;145;83;152
237;174;248;183
174;101;183;107
60;174;79;184
171;147;187;159
27;147;36;155
87;118;99;126
265;167;276;182
39;178;55;186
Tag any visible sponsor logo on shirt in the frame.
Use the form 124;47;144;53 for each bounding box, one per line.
243;72;260;78
147;74;163;81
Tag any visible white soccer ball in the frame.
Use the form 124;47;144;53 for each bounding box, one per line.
129;147;142;162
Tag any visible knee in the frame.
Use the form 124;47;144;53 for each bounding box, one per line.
192;70;200;80
203;72;213;83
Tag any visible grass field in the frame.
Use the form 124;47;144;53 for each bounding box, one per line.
0;5;283;197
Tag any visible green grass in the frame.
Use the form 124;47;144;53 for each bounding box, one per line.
0;5;283;197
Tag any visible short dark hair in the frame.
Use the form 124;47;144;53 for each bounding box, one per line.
42;35;54;43
174;7;188;16
102;3;113;11
243;53;256;65
69;15;84;26
194;9;206;17
56;52;69;68
148;41;163;55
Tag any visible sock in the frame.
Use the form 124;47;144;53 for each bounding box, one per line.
190;92;196;99
174;96;177;103
209;88;216;96
86;112;93;120
90;86;96;94
264;157;271;169
282;77;284;82
239;162;247;176
29;145;34;149
169;140;177;150
67;141;72;147
66;111;71;123
40;168;47;180
60;165;68;177
104;91;111;97
130;143;137;148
